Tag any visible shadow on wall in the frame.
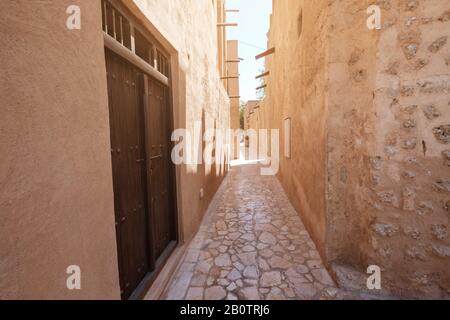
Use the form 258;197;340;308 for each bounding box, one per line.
174;62;230;243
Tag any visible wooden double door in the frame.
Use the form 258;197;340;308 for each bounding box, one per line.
105;49;177;300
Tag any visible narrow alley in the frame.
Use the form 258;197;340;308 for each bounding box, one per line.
164;163;344;300
1;0;449;303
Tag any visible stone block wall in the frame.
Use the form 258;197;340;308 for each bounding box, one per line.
257;0;450;298
327;0;450;298
133;0;231;244
260;0;330;259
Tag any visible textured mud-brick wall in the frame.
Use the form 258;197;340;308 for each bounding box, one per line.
132;0;231;242
0;0;120;299
261;0;330;257
327;0;450;298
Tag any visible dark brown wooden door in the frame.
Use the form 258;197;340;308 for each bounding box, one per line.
105;49;177;300
143;76;176;260
105;49;149;300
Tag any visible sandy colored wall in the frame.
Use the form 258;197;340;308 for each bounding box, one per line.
325;0;380;273
244;100;259;132
0;0;230;299
259;0;330;257
227;40;240;158
0;0;120;299
257;0;449;298
327;0;450;298
132;0;231;243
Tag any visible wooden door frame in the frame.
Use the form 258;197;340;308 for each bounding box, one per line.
109;0;183;242
113;0;185;245
102;0;183;300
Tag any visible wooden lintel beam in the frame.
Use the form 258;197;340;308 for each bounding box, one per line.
229;96;241;99
217;23;238;27
221;75;239;80
103;32;168;86
255;47;275;60
255;71;270;79
226;59;241;63
256;84;267;90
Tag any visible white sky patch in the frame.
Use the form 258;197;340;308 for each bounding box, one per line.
226;0;272;102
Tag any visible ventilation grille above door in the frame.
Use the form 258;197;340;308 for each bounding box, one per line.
101;0;170;77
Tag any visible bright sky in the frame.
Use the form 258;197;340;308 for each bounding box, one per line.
226;0;272;102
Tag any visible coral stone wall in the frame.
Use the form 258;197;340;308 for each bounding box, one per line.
259;0;450;298
327;0;450;298
132;0;231;243
0;0;230;299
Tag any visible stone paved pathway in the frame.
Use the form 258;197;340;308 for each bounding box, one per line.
164;164;340;300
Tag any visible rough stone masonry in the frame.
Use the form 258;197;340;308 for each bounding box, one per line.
253;0;450;299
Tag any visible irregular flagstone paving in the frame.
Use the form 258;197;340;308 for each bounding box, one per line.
164;164;343;300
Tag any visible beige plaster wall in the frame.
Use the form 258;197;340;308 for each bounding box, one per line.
227;40;240;158
258;0;450;298
0;0;230;299
260;0;330;257
0;0;120;299
132;0;231;243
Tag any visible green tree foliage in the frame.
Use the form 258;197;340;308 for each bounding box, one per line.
239;101;246;129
